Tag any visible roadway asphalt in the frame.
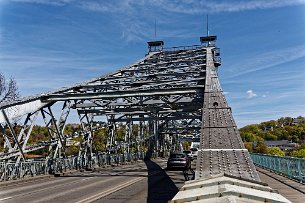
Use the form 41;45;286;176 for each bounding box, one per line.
256;167;305;203
0;158;192;203
3;158;303;203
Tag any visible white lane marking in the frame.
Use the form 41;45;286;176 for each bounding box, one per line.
0;196;13;201
82;177;93;181
0;176;80;195
30;176;122;203
199;149;248;152
0;176;102;201
76;177;146;203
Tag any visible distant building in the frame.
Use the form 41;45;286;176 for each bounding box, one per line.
253;140;299;152
291;117;304;126
66;138;80;147
264;126;274;132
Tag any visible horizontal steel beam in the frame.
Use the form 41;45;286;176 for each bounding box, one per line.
42;87;202;102
77;108;202;116
107;115;201;122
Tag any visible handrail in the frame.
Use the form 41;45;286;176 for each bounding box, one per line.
250;153;305;183
0;152;150;182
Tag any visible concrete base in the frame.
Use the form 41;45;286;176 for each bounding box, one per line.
170;173;291;203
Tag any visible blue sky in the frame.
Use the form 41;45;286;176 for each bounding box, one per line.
0;0;305;127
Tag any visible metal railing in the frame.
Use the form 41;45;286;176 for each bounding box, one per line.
250;153;305;183
0;152;148;182
162;45;204;52
213;56;221;63
0;160;48;181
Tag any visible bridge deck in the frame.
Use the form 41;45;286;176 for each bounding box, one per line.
0;158;303;203
257;167;305;203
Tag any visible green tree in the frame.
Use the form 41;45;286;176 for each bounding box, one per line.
240;116;305;145
290;149;305;158
66;145;79;156
264;132;277;141
244;142;253;152
0;132;4;152
182;141;191;150
116;125;125;141
241;132;256;142
255;141;269;154
268;147;285;156
93;127;107;152
240;124;260;134
299;143;305;149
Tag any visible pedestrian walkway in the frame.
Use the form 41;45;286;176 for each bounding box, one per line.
257;167;305;203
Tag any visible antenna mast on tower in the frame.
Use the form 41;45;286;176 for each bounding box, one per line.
154;19;157;40
206;14;209;36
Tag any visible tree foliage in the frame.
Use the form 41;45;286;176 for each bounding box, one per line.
290;149;305;158
0;121;150;154
268;147;285;156
244;142;253;152
240;116;305;143
255;140;269;154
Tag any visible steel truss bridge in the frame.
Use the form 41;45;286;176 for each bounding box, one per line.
0;36;259;180
0;36;291;202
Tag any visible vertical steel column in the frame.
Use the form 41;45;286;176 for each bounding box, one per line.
124;120;128;154
154;118;159;154
138;119;143;153
126;117;132;154
111;122;116;152
77;111;94;169
41;106;65;159
148;119;154;153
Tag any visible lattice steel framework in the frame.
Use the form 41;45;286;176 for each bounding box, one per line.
0;37;260;181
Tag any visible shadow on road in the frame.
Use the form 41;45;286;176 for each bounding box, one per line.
144;159;179;203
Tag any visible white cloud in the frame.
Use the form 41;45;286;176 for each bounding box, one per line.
9;0;76;6
80;1;121;13
8;0;305;44
233;106;305;127
204;0;305;13
227;44;305;79
9;0;305;14
149;0;305;14
246;90;257;98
